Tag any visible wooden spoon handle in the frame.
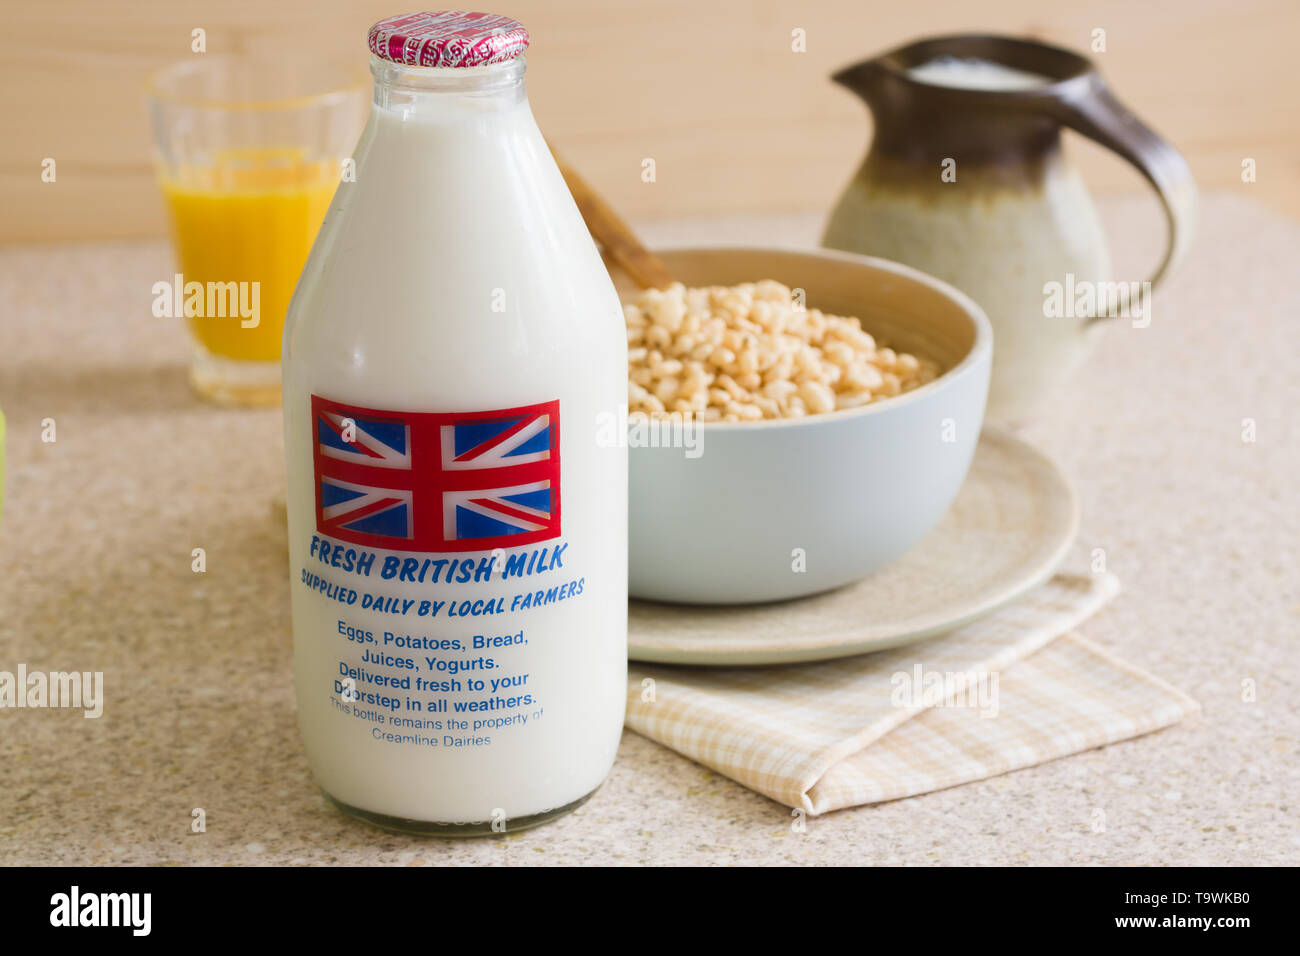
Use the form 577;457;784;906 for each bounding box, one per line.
551;148;676;291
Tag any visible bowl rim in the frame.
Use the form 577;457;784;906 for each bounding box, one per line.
626;242;993;432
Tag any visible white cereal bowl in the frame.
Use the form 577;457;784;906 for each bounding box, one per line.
626;246;993;605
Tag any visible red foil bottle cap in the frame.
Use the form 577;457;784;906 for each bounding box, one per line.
367;11;530;68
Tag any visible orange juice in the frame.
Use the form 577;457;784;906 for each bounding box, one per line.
161;150;338;363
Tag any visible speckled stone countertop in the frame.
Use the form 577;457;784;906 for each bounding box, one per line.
1;194;1296;866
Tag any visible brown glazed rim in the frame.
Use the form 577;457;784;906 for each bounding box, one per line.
856;33;1100;103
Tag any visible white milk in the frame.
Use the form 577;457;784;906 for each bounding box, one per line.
907;55;1051;91
282;25;627;832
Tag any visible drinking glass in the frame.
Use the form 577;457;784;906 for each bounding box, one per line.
148;55;368;406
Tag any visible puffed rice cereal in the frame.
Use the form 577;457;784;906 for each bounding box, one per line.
625;281;939;421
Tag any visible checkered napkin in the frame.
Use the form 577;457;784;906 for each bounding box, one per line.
625;573;1198;814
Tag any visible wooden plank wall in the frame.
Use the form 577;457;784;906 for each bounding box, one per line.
1;0;1296;241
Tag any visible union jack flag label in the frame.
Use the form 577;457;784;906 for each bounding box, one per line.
311;395;561;552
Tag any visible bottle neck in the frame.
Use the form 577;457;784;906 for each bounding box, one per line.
370;55;526;115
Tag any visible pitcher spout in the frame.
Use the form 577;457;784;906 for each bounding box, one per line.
831;57;885;104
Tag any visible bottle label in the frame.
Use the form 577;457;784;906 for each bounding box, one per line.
311;394;561;553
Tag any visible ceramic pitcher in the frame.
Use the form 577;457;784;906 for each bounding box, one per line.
823;35;1197;422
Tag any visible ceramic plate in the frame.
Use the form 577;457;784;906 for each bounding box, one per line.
628;428;1079;665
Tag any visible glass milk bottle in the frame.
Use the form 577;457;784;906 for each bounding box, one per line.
281;12;627;835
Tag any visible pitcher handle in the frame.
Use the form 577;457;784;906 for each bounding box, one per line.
1049;77;1197;320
